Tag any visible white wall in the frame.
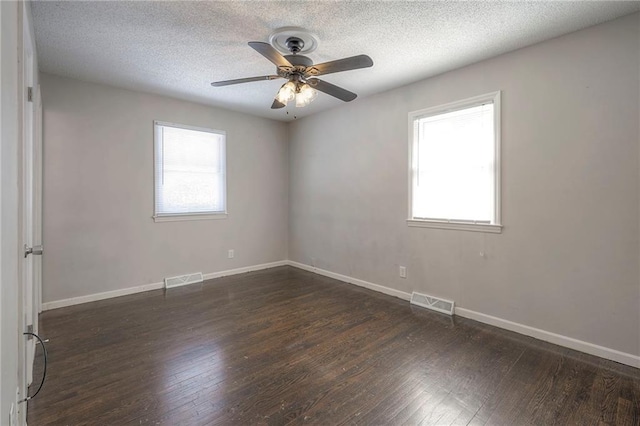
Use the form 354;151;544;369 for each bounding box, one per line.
41;74;289;303
289;14;640;358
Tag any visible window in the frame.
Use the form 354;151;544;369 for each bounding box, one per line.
408;92;501;233
153;121;226;222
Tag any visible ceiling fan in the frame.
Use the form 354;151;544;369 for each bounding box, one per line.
211;35;373;109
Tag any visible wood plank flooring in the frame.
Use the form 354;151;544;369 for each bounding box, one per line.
27;266;640;425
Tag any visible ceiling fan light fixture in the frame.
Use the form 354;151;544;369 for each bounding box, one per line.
276;81;296;103
295;83;317;107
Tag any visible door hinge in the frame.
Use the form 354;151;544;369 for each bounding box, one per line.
27;87;33;102
26;324;33;340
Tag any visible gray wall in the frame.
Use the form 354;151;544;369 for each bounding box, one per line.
41;74;289;302
289;14;640;356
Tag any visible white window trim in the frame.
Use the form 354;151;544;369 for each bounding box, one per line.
407;91;502;233
153;212;228;223
152;120;228;222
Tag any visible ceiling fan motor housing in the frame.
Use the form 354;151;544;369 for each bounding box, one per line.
277;54;314;80
284;55;313;67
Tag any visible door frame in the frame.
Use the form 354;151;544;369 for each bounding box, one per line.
18;1;41;422
21;10;35;387
34;85;42;316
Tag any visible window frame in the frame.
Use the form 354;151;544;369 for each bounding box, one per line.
153;120;228;223
407;91;502;233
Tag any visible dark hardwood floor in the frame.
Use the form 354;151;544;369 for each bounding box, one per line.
27;266;639;425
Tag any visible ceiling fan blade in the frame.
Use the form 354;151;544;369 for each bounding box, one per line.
307;78;357;102
271;98;286;109
248;42;293;68
305;55;373;77
211;75;281;87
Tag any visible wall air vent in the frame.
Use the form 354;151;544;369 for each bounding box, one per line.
164;272;203;289
410;292;455;316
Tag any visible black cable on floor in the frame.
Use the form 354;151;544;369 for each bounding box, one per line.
22;332;48;402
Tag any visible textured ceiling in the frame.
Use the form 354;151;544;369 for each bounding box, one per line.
31;1;639;122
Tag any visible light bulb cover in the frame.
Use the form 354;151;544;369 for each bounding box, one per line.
295;83;318;107
276;81;296;104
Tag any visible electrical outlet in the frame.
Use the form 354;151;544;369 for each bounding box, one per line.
399;266;407;278
228;249;234;259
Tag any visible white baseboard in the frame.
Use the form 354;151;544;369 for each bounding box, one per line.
203;260;288;280
286;261;640;369
287;260;412;302
454;308;640;368
42;281;165;311
42;260;289;311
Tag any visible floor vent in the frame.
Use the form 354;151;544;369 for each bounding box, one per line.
410;292;455;315
164;272;203;289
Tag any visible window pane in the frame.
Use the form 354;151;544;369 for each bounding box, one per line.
155;123;226;215
162;127;223;174
413;103;494;222
160;171;224;213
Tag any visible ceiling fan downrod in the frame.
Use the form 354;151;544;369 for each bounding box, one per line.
285;37;304;54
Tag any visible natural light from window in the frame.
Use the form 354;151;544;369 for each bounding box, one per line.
154;122;226;221
408;92;501;233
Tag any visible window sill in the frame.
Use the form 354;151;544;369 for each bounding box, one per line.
153;213;228;223
407;219;502;233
